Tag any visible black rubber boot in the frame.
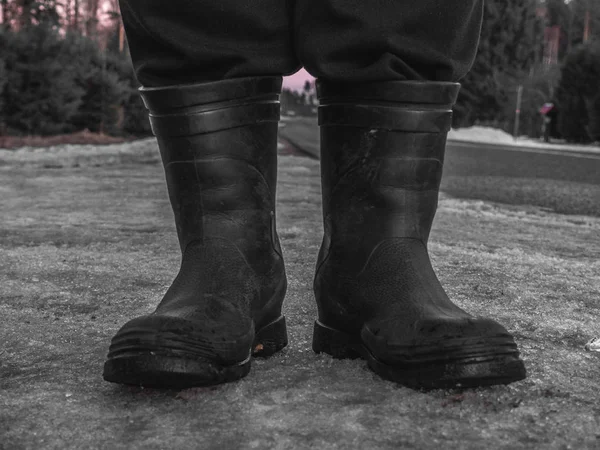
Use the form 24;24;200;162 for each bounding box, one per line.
103;77;288;389
312;80;526;389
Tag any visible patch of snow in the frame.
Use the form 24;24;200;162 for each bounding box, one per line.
448;126;600;155
0;137;157;164
438;195;600;229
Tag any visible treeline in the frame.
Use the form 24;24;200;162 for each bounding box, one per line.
0;0;150;137
1;0;599;142
455;0;600;142
0;0;122;40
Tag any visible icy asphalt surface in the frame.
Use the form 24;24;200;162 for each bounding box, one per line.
0;136;599;449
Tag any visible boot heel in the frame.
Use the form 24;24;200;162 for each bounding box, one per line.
312;320;362;359
253;316;288;357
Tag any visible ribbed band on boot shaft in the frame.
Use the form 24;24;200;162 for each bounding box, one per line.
317;80;460;133
139;76;282;137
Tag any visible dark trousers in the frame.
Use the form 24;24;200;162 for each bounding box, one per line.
119;0;483;88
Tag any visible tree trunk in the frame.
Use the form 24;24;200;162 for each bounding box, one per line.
65;0;72;29
85;0;99;37
19;0;35;29
119;20;124;52
1;0;8;28
74;0;79;31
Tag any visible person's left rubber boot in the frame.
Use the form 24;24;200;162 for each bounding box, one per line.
103;76;288;389
312;79;526;389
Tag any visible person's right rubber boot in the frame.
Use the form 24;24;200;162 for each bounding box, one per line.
103;76;287;389
312;79;526;389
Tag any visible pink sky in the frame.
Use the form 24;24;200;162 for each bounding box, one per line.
283;67;315;92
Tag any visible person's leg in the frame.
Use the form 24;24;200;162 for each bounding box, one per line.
119;0;301;87
103;0;300;388
296;1;527;388
293;0;484;83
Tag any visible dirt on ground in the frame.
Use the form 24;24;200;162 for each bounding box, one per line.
0;138;599;449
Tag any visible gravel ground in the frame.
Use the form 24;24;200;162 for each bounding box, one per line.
0;138;599;449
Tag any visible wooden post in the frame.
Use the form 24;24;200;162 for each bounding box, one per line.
513;85;523;141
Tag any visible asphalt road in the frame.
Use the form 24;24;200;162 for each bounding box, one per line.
279;118;600;217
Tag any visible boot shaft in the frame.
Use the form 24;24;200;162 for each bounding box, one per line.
316;79;460;268
140;77;283;268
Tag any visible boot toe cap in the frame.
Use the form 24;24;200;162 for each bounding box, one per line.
106;313;254;366
361;316;521;366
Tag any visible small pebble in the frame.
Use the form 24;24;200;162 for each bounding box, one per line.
584;337;600;352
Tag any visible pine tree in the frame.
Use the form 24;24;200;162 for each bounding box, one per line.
555;41;600;142
0;23;84;135
67;34;130;134
545;0;571;60
587;93;600;142
453;0;544;129
567;0;600;48
0;1;151;137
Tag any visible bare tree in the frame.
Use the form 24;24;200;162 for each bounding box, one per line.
63;0;71;28
84;0;99;37
17;0;35;29
103;0;125;52
73;0;79;30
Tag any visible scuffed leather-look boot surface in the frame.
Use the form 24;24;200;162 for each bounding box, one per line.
313;79;526;389
103;77;287;388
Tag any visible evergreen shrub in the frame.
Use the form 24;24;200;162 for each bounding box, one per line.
0;24;85;135
0;25;151;138
453;0;543;133
555;42;600;142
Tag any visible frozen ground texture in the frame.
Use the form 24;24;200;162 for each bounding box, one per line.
448;126;600;155
0;138;599;449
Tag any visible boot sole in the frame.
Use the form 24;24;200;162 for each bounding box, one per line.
312;320;526;390
103;315;287;389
